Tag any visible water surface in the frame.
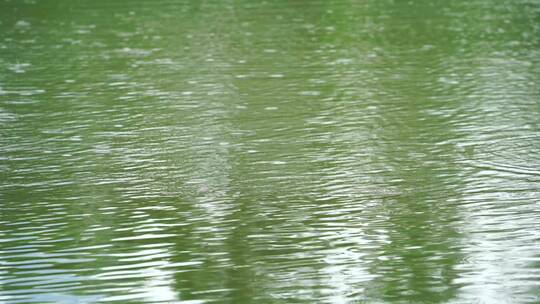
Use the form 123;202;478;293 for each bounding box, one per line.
1;0;540;303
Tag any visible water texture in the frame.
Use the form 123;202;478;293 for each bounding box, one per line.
1;0;539;303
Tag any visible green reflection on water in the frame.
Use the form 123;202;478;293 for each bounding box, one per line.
1;0;539;303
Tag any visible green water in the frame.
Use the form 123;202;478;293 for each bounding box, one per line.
1;0;540;303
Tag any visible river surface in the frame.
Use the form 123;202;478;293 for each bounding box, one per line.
1;0;540;303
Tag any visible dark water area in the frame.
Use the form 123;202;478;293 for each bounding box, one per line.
1;0;540;303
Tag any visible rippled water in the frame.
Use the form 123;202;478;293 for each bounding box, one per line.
1;0;540;303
